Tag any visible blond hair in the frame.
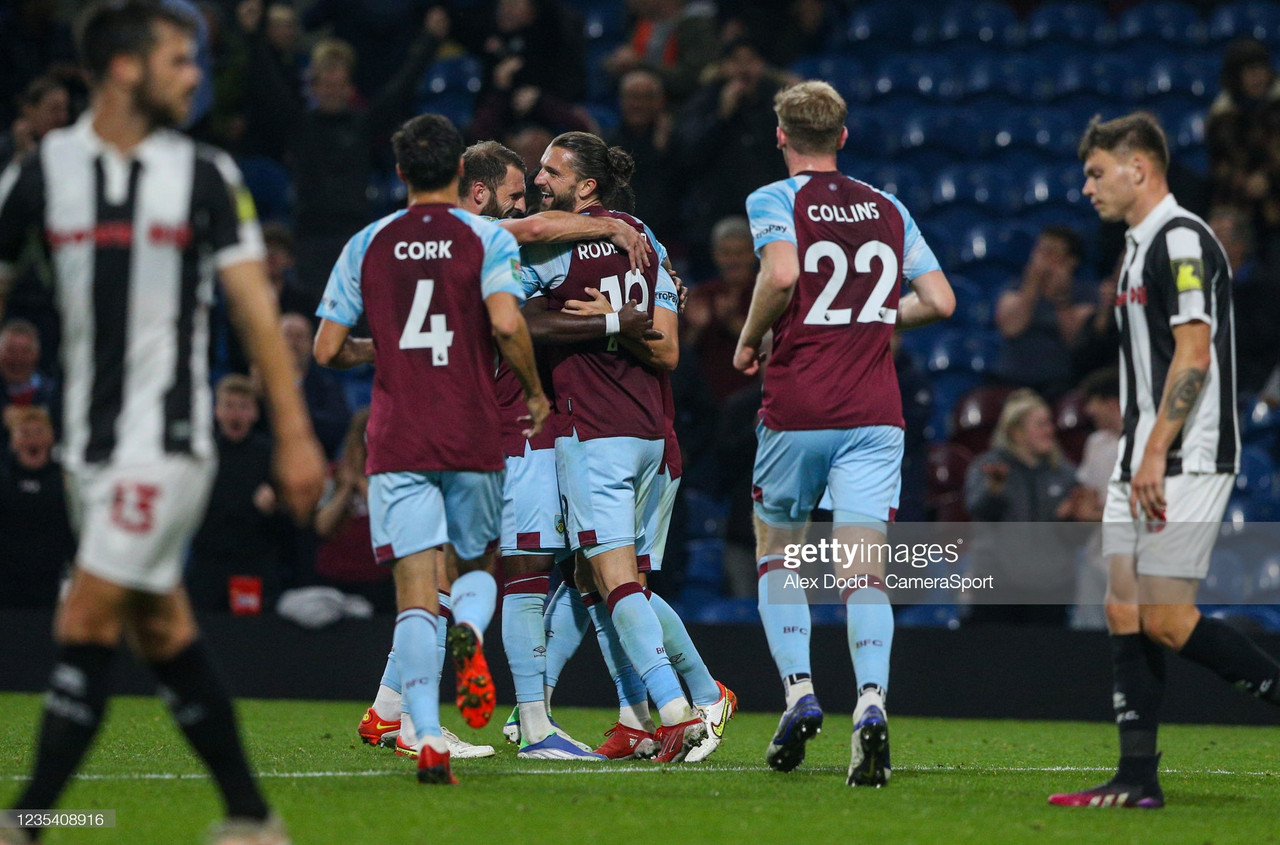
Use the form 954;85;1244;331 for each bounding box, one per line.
991;389;1061;466
310;38;355;75
774;81;847;155
215;373;257;402
4;404;52;434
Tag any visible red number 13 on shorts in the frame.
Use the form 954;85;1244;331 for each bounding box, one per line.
111;482;160;534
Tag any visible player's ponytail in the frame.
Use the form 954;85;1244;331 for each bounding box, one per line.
551;131;636;214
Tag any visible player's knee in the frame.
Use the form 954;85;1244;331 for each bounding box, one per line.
1104;599;1139;634
130;612;197;662
1138;605;1193;650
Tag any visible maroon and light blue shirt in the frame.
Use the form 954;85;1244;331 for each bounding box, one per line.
747;170;941;432
317;203;522;475
519;205;679;443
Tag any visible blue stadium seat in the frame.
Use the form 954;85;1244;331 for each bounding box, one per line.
901;109;989;158
848;2;929;47
873;54;959;100
236;155;292;223
1201;549;1250;603
1025;1;1108;44
845;112;897;158
937;1;1019;44
679;598;758;625
1208;1;1280;44
336;366;374;412
931;164;1021;212
1147;96;1207;137
1117;1;1206;45
948;276;996;328
1236;446;1276;499
793;53;866;102
869;163;931;212
929;372;984;442
1241;396;1280;444
967;55;1056;102
417;56;481;126
1146;56;1217;100
576;0;625;42
1252;551;1280;603
684;490;729;540
1023;165;1088;213
583;103;618;132
1090;55;1148;101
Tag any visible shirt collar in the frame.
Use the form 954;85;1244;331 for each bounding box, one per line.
1125;193;1177;245
72;111;164;161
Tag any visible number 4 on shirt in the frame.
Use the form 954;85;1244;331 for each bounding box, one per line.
400;278;455;364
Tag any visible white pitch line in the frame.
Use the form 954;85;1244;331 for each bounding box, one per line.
2;764;1276;783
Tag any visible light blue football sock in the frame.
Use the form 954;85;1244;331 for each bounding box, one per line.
379;650;399;693
648;591;720;706
543;583;590;698
435;592;451;685
450;570;497;642
608;587;684;712
757;557;812;681
502;575;550;704
846;585;893;693
393;608;440;739
585;597;648;707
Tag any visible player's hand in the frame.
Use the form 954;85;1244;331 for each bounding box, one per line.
563;287;612;315
669;268;688;314
1129;451;1167;522
605;219;649;271
620;301;663;341
520;391;550;439
734;340;765;375
273;432;326;526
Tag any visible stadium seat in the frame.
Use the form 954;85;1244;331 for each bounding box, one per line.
846;113;899;160
948;384;1015;453
1023;166;1088;214
930;371;984;443
236;155;292;223
869;162;931;212
1241;396;1280;444
1116;1;1206;45
873;54;959;101
848;2;929;47
998;55;1059;103
684;489;729;541
571;0;625;42
1201;549;1250;604
1252;550;1280;603
1054;390;1093;465
928;441;975;498
1171;109;1208;149
896;603;962;628
1146;57;1217;101
583;103;618;132
1208;1;1280;44
1236;446;1276;500
793;54;865;103
1025;1;1109;44
1090;55;1148;102
931;164;1020;213
937;1;1019;44
948;276;995;328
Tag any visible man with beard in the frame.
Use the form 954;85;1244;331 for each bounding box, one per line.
0;2;325;842
355;140;656;761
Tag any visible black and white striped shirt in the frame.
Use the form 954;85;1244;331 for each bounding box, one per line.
0;115;264;470
1113;193;1239;482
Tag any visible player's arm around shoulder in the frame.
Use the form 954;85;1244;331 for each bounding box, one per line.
484;220;549;436
501;211;648;271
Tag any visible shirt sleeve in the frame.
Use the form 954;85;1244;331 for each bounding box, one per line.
884;192;942;281
518;242;571;298
746;180;798;255
1162;225;1212;327
199;148;265;270
476;218;524;302
316;225;373;328
654;264;679;313
0;153;44;286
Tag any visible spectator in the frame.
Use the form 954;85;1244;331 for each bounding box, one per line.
731;0;842;68
0;406;74;609
1063;367;1121;630
504;123;556;200
994;225;1095;400
313;408;394;612
964;389;1082;626
239;1;446;293
683;216;758;403
0;74;70;164
1070;253;1121;383
603;68;681;238
469;63;594;150
676;38;790;273
263;223;315;316
1207;39;1280;259
301;0;438;99
604;0;719;106
225;1;308;157
0;0;75;130
281;312;352;459
1209;206;1280;394
186;375;282;613
458;0;587;103
0;319;60;441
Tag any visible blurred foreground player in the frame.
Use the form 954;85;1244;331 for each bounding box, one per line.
736;81;953;785
0;3;326;842
314;114;547;784
1050;113;1280;809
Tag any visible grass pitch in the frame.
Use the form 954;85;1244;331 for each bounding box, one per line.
1;693;1278;844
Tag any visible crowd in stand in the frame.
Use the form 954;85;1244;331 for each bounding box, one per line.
1;0;1278;627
